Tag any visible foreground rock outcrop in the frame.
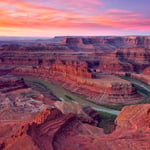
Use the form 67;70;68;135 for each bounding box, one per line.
3;108;104;150
54;101;101;126
1;104;150;150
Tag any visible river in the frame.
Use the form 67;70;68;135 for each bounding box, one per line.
24;77;120;115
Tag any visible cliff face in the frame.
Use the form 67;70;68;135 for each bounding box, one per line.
48;60;140;104
2;104;150;150
116;48;150;63
129;66;150;85
0;36;149;74
98;53;134;73
12;60;143;105
116;104;150;130
0;36;148;105
0;75;27;93
4;108;103;150
50;60;94;79
54;101;101;126
98;47;150;73
62;36;150;51
143;66;150;75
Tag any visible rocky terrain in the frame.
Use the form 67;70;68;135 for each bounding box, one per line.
0;75;53;121
0;36;150;149
0;104;150;150
11;61;143;105
1;35;149;105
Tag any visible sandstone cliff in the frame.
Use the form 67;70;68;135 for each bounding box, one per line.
2;104;150;150
12;61;143;105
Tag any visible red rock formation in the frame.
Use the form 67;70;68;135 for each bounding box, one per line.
0;68;12;76
50;60;94;79
0;75;27;93
4;108;104;150
62;36;150;50
0;36;150;73
12;63;143;105
98;53;134;73
131;73;150;85
116;48;150;62
98;47;150;73
54;101;101;125
143;66;150;75
2;104;150;150
116;104;150;130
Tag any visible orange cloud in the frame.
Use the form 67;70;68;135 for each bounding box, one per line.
0;1;150;36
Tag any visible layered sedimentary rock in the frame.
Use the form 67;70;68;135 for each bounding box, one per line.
54;101;101;125
0;75;57;149
131;73;150;85
3;108;104;150
98;53;134;73
115;48;150;72
116;48;150;63
144;66;150;75
0;36;150;73
12;60;143;105
0;75;27;93
0;67;13;76
127;66;150;85
98;47;150;73
61;36;150;51
1;104;150;150
0;36;149;105
0;74;56;122
50;60;94;79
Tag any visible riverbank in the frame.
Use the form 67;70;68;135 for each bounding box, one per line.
117;76;150;104
23;76;120;115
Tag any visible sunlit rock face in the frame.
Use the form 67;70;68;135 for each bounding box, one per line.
1;104;150;150
50;60;94;79
144;66;150;75
0;36;149;77
11;60;143;105
0;36;149;150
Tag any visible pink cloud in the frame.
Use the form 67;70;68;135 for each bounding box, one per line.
94;9;150;31
105;9;141;17
0;1;150;36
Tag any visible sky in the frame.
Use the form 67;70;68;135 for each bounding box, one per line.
0;0;150;37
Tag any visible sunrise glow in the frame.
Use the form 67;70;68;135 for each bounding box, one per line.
0;0;150;37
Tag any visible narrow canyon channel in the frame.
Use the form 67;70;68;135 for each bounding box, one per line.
23;76;120;115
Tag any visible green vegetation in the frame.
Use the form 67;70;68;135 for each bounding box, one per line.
98;111;116;120
98;104;124;111
23;76;120;134
98;111;117;134
65;95;73;100
22;76;120;115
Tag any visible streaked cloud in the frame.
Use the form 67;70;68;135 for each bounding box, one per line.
0;0;149;36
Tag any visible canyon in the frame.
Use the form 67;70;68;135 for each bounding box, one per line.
1;104;150;150
0;36;150;150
